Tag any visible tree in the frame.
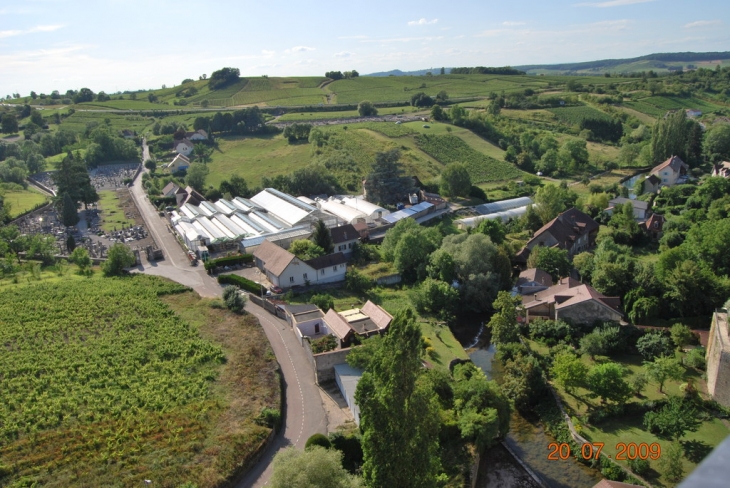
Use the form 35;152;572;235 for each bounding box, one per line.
219;174;249;198
66;234;76;253
637;332;674;360
502;354;546;413
289;239;325;261
144;159;157;172
526;246;571;281
659;441;685;482
102;243;135;276
435;90;448;103
345;269;373;294
1;113;18;134
534;184;575;224
703;123;730;163
223;286;246;313
312;219;334;254
439;162;471;198
364;149;413;205
475;219;505;244
651;109;702;166
643;396;701;440
69;247;91;274
586;362;631;404
431;104;446;121
551;353;588;394
208;67;241;90
193;143;212;163
355;308;441;488
409;278;459;321
73;88;94;103
579;330;607;360
60;192;79;227
488;291;521;345
644;355;684;393
394;228;440;283
357;100;377;116
630;372;648;396
311;293;335;312
185;163;209;192
670;324;693;350
410;92;434;107
270;446;363;488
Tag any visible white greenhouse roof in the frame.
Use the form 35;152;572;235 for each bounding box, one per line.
213;199;237;216
250;188;317;226
319;199;367;223
456;205;532;227
198;201;219;217
475;197;533;216
341;197;389;217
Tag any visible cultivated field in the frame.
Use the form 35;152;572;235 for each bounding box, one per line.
0;275;279;487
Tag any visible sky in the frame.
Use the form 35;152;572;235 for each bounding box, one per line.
1;0;729;96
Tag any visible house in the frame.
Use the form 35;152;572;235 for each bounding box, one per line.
514;268;553;296
161;182;183;199
253;240;346;289
173;138;194;157
641;174;662;194
686;109;702;118
605;197;649;220
643;213;665;240
331;224;360;257
120;129;136;139
522;277;622;324
518;208;599;262
712;162;730;178
167;154;191;173
592;480;643;488
650;155;689;187
322;300;392;347
179;186;206;207
186;129;208;141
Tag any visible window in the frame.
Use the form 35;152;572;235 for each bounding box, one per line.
303;273;308;279
289;276;294;283
348;243;352;249
314;323;320;334
340;264;345;269
321;269;325;275
332;266;337;271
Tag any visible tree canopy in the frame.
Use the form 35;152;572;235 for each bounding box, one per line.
364;150;414;205
208;67;240;90
270;446;363;488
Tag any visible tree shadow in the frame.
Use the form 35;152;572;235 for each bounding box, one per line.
681;439;713;463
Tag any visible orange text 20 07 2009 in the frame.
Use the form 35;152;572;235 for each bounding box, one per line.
547;442;661;461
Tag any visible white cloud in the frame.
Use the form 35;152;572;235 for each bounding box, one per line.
408;18;438;26
502;21;526;26
0;24;63;38
361;36;442;43
261;50;275;56
338;35;368;39
334;51;354;58
683;20;722;29
574;0;655;7
285;46;315;54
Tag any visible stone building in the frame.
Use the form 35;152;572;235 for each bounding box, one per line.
707;308;730;407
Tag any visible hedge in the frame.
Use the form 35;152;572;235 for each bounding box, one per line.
204;254;253;271
217;274;264;295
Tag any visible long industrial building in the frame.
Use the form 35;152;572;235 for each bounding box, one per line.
455;197;534;229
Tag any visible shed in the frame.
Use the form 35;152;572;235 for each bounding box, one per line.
334;363;363;426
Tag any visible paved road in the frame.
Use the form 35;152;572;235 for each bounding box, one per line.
128;149;327;486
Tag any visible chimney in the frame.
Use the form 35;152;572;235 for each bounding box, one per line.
534;294;538;301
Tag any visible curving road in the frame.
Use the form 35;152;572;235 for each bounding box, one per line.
128;143;327;486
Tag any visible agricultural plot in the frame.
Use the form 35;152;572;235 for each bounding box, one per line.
547;105;612;125
415;134;525;183
0;275;279;487
57;111;154;134
96;189;136;232
203;77;328;107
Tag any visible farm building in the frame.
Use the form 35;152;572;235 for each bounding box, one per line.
340;196;390;222
382;202;434;224
317;198;368;225
474;197;533;216
456;205;532;229
250;188;338;228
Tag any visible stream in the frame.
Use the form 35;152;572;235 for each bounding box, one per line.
456;324;602;488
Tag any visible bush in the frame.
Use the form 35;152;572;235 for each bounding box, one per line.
311;293;335;312
223;286;246;313
255;407;281;430
345;269;373;294
600;456;626;482
305;433;331;450
637;331;674;360
217;274;264;295
627;458;650;476
329;432;363;474
684;347;706;370
311;335;337;354
204;253;253;271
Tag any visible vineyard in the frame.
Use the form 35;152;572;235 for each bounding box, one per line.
415;134;525;183
547;105;612;125
355;122;418;138
0;275;279;487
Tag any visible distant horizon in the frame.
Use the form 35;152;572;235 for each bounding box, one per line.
1;0;728;95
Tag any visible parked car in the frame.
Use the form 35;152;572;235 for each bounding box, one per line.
269;285;283;294
422;124;430;128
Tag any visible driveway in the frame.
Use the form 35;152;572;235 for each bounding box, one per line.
128;147;327;486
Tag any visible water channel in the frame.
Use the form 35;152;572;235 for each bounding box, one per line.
454;324;602;488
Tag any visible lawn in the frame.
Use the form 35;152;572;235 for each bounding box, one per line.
0;275;280;487
538;341;730;487
2;187;49;217
97;189;136;232
205;134;312;188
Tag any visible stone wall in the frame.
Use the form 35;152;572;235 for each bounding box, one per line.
707;311;730;407
312;348;351;384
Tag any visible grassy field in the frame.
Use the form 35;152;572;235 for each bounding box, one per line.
206;134;312;188
2;187;49;217
0;275;279;487
547;105;613;125
97;189;136;232
276;106;424;121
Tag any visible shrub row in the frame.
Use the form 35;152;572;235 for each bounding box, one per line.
217;274;264;295
204;254;253;271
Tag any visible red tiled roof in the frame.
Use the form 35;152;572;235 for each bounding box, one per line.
527;208;598;253
253;240;296;276
651;155;688;175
